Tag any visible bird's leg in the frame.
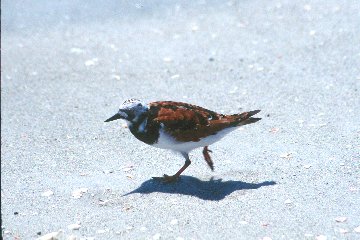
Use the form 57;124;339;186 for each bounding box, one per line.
153;152;191;183
202;146;214;171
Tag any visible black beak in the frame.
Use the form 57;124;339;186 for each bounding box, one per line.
104;113;122;122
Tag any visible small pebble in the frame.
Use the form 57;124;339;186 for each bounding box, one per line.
70;48;83;54
153;233;161;240
163;57;172;62
285;199;292;204
335;217;347;223
170;74;180;79
68;223;81;230
14;212;19;215
269;127;279;133
170;219;178;225
126;174;134;179
85;58;98;66
123;167;133;172
123;166;134;172
97;229;106;234
280;153;292;159
72;188;88;199
229;87;238;94
99;199;110;206
354;226;360;233
140;227;147;232
349;187;358;192
112;74;121;80
122;204;132;211
109;44;118;50
67;235;77;240
191;25;199;31
304;5;311;11
41;190;54;197
333;6;340;12
304;165;312;169
339;228;349;234
316;235;327;240
37;230;64;240
262;237;272;240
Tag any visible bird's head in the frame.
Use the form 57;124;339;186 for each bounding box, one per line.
105;99;148;123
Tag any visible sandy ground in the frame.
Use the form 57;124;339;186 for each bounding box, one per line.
1;0;360;239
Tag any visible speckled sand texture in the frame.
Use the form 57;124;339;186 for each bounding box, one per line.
1;0;359;239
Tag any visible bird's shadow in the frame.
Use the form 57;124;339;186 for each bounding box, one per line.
123;176;276;201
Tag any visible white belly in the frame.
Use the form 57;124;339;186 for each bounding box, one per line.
153;126;238;153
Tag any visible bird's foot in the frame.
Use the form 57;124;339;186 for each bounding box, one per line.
152;174;179;183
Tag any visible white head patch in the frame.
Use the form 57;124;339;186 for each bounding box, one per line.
118;99;148;121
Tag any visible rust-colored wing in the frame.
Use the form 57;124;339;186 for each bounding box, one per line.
148;101;260;142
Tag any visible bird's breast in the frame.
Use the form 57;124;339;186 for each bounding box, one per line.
129;117;160;145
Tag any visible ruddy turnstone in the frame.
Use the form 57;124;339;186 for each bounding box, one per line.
105;99;261;183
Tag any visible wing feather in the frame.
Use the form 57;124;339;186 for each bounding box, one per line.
148;101;237;142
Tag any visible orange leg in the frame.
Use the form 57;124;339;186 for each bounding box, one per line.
202;146;214;171
153;152;191;183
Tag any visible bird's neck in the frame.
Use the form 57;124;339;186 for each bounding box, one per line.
128;112;160;145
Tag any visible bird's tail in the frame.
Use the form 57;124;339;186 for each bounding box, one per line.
231;110;261;126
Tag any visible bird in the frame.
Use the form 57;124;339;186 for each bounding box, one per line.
105;99;261;183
